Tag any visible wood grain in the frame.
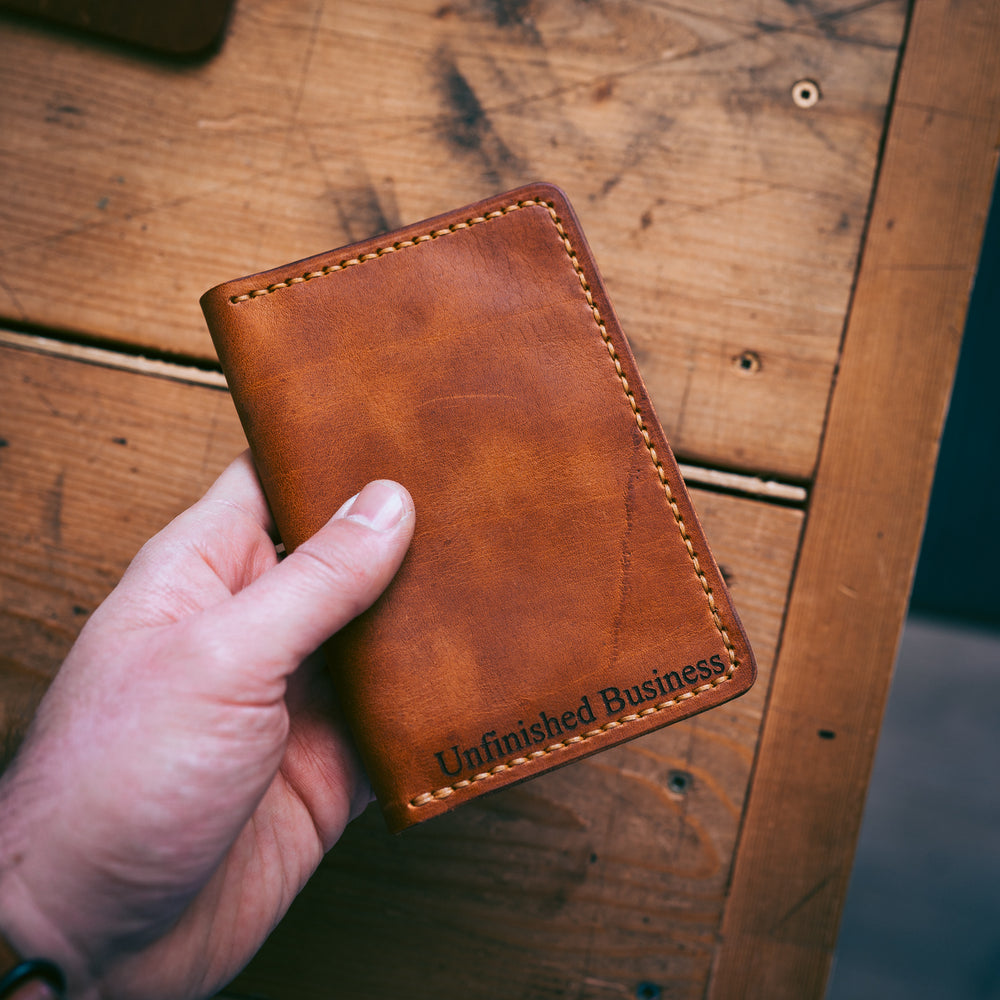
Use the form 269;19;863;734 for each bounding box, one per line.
0;337;801;997
0;342;244;731
233;488;800;1000
0;0;907;480
710;0;1000;995
0;0;984;993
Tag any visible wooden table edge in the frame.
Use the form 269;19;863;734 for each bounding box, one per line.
709;0;1000;995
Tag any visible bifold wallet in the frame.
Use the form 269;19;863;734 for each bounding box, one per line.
201;182;756;832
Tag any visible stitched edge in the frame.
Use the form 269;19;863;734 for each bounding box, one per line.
228;198;741;809
227;208;522;303
410;688;720;806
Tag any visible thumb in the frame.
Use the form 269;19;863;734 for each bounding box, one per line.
208;479;415;674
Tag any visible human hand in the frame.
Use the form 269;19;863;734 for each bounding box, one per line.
0;452;415;999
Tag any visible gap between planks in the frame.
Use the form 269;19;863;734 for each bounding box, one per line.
0;327;808;506
0;327;228;389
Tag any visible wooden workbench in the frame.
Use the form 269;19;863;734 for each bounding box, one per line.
1;1;996;996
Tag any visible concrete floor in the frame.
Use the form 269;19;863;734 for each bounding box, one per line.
826;615;1000;999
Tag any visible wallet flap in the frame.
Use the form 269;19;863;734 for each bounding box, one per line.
202;183;756;831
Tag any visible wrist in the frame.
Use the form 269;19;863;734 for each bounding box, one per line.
0;864;80;1000
0;929;65;1000
0;776;92;1000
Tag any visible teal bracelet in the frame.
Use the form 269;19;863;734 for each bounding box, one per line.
0;959;66;998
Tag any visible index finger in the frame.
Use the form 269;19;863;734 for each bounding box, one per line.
199;449;278;541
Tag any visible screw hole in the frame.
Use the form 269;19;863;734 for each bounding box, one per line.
818;729;836;740
733;350;762;374
636;983;662;1000
667;770;692;794
792;79;821;108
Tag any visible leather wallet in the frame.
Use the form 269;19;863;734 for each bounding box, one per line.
0;0;235;56
201;182;756;832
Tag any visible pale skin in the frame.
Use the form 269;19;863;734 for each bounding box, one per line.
0;452;415;999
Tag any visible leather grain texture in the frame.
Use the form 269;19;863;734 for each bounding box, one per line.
201;183;756;831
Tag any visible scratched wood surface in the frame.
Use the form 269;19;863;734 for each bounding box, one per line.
1;0;993;996
0;0;907;482
0;337;802;998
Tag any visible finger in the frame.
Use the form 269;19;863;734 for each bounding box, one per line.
197;448;276;538
205;479;415;671
108;451;277;611
124;450;273;574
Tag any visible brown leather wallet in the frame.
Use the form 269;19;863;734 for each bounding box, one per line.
201;182;756;831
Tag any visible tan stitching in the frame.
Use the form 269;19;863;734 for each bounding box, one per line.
227;209;515;303
410;688;710;806
229;197;740;808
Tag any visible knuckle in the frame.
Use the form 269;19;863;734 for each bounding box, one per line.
293;534;380;605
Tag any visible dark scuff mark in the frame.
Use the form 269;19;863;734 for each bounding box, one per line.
333;182;400;242
600;175;621;198
44;102;85;127
437;53;524;187
486;0;529;27
803;116;838;155
482;0;541;42
593;78;614;102
362;189;393;237
787;0;900;50
756;8;898;51
444;62;490;150
771;874;834;933
621;113;675;174
44;470;65;545
592;115;673;204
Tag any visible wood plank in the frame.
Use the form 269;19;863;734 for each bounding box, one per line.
0;327;228;387
1;316;809;502
710;0;1000;996
0;339;802;997
0;0;907;481
0;344;245;732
